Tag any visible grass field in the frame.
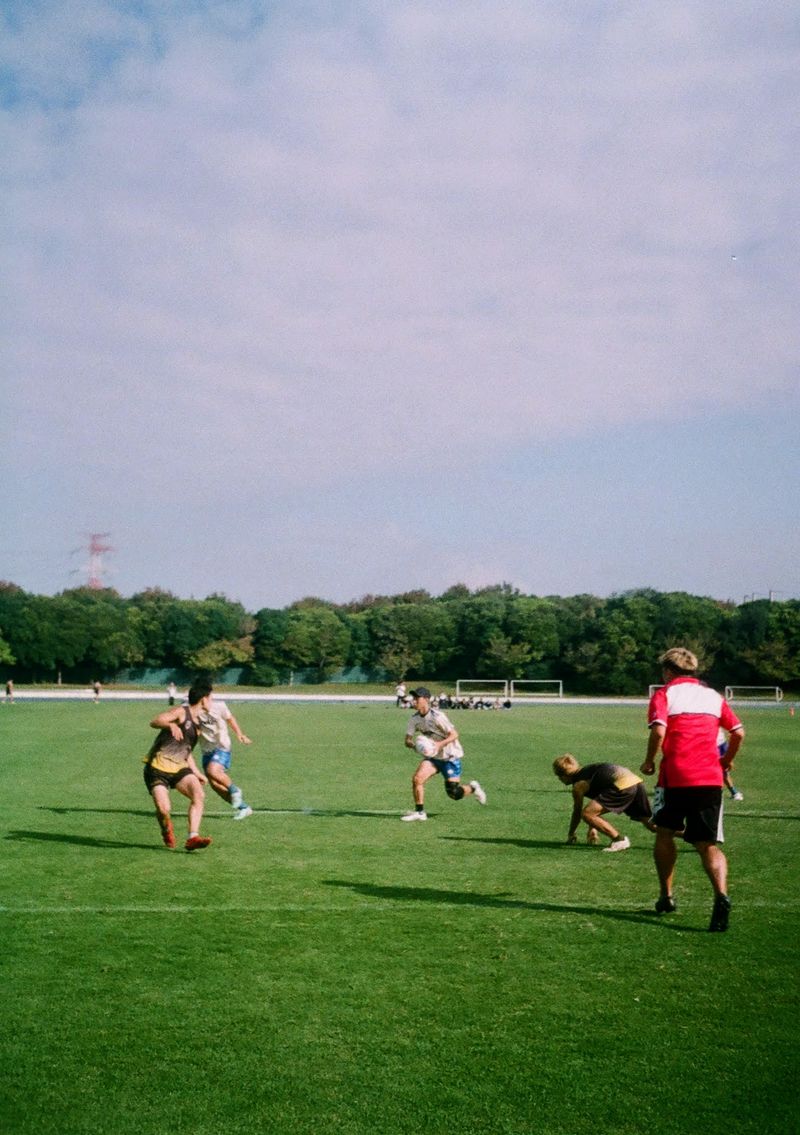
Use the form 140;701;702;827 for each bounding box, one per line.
1;700;797;1135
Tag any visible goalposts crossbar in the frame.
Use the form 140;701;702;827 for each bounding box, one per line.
724;685;783;703
454;679;563;699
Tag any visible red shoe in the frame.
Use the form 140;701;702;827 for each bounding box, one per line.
159;818;176;849
185;835;212;851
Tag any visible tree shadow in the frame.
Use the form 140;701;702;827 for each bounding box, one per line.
321;879;705;932
5;829;163;852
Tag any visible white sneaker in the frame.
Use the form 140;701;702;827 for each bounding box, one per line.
401;810;428;821
603;836;631;852
233;805;253;820
230;789;243;809
469;780;487;805
732;791;744;802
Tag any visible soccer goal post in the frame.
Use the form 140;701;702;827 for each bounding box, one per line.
510;680;563;699
455;679;509;700
724;685;783;703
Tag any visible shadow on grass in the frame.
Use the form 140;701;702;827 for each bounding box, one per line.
38;805;400;821
322;879;707;933
5;829;163;852
441;835;572;850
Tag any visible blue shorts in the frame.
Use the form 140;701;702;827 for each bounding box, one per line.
430;757;462;781
202;749;232;771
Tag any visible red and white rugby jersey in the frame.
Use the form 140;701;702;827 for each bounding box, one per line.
648;677;742;788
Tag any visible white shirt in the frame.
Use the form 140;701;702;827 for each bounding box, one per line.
406;707;464;760
198;699;233;753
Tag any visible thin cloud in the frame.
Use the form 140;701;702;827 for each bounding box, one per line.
2;2;798;603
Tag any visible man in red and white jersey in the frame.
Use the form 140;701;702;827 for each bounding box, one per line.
641;647;744;932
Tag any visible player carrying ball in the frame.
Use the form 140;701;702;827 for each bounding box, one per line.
402;687;486;821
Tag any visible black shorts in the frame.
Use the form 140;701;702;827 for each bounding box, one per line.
144;763;192;793
594;782;652;821
653;786;724;844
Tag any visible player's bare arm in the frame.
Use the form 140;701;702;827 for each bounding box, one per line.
567;782;587;842
187;754;207;784
149;706;186;738
641;723;665;775
720;726;744;768
228;713;252;744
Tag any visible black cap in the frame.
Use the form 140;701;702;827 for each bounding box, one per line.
409;687;431;699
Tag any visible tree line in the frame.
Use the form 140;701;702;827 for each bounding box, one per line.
0;580;797;695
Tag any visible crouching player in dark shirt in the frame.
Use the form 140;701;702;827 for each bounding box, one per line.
553;754;655;852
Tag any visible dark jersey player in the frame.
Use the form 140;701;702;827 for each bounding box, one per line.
553;755;654;851
144;681;214;851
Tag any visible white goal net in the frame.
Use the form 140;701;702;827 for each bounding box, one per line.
724;685;783;703
510;680;563;699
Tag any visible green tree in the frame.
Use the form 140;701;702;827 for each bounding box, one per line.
186;637;255;675
0;628;14;666
282;607;352;680
480;634;532;679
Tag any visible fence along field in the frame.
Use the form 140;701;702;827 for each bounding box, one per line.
1;700;797;1135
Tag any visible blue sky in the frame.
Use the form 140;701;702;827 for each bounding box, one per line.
2;1;798;610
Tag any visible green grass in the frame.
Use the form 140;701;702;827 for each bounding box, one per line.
0;701;797;1134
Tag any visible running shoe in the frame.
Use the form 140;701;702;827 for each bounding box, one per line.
185;835;212;851
654;896;677;914
469;780;487;805
233;806;253;821
709;894;731;932
401;811;428;821
603;836;630;852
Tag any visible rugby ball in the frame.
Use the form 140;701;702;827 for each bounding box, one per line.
414;734;438;758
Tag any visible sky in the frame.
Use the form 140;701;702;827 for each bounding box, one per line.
2;0;798;612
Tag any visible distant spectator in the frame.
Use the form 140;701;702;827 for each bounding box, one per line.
167;681;178;706
92;680;102;703
395;682;407;708
4;679;13;704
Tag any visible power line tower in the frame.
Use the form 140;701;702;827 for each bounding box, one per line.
81;532;114;590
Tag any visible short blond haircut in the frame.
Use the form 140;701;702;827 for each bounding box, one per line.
659;647;698;674
553;753;580;780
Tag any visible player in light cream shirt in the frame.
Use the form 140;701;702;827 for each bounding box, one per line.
401;687;486;821
197;696;254;820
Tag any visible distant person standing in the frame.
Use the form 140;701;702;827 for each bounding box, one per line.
144;681;214;851
395;682;407;707
641;648;744;931
402;687;486;821
92;680;102;703
4;679;13;704
197;695;255;820
167;681;178;706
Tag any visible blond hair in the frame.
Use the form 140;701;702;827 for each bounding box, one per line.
659;647;699;675
553;753;580;780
